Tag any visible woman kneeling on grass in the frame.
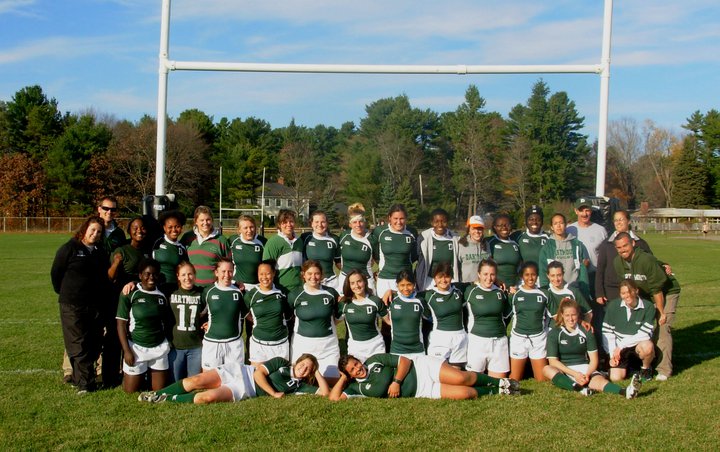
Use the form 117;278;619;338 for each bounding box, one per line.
542;298;641;399
139;353;329;403
329;354;519;401
117;259;173;393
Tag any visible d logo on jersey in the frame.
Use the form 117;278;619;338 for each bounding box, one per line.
323;297;330;305
327;242;334;249
405;237;412;244
255;246;261;252
366;307;373;315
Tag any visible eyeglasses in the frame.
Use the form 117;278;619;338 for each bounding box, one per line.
100;206;118;212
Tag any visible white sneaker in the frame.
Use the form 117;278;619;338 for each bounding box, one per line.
579;387;594;397
655;374;669;382
626;373;642;399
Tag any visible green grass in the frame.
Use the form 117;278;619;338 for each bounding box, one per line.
0;233;719;450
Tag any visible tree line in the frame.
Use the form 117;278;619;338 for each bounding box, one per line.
1;82;717;227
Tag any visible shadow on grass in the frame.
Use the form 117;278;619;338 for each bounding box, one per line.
638;387;658;398
672;319;720;376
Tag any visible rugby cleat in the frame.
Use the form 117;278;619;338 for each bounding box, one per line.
138;391;168;403
579;387;594;396
626;373;642;399
498;378;520;393
639;367;653;382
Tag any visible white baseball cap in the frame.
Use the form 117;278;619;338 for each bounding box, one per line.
467;215;485;227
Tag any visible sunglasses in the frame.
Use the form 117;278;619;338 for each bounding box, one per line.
100;206;118;212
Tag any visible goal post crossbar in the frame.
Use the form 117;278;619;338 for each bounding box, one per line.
156;0;613;198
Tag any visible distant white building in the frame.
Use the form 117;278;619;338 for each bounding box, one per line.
255;177;311;224
632;208;720;232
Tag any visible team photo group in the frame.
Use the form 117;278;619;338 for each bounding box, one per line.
50;195;680;405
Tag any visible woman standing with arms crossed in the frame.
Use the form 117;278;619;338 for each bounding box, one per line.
337;204;377;292
288;260;342;381
465;259;512;378
339;270;388;363
51;216;111;394
183;206;230;287
374;204;418;296
457;215;491;284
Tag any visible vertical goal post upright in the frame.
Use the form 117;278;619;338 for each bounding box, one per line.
155;0;613;199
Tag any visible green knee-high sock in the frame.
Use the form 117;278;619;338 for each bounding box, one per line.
551;373;579;392
602;382;623;395
157;380;188;396
168;392;196;403
474;386;496;396
473;372;499;388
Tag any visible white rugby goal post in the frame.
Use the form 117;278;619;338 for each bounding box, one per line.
155;0;613;198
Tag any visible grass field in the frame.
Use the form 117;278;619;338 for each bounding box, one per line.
0;233;718;450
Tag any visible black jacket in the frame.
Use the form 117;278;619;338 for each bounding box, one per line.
51;238;111;306
595;234;651;301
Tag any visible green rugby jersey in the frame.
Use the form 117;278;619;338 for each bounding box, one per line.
339;231;375;278
424;287;465;332
375;228;417;280
169;285;205;349
262;232;304;293
488;236;522;286
288;285;340;338
229;234;266;285
428;235;456;277
244;287;291;343
511;230;549;265
202;283;247;342
546;324;596;366
116;285;169;348
510;287;550;336
340;295;388;342
255;357;319;396
343;353;417;398
465;284;511;338
546;283;592;319
388;293;429;354
111;244;149;286
152;236;188;285
302;232;341;279
602;298;655;352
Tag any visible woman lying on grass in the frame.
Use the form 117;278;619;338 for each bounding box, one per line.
329;353;519;401
138;353;328;404
542;298;641;399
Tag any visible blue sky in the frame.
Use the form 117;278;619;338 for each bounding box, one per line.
1;0;718;140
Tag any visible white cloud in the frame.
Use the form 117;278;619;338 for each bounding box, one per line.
0;0;35;15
